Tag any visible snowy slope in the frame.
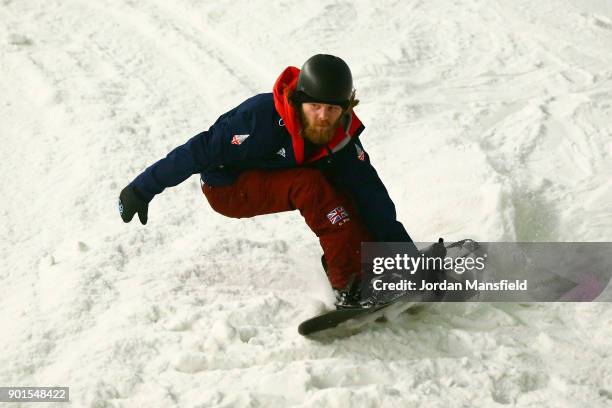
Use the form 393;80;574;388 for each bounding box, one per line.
1;0;612;406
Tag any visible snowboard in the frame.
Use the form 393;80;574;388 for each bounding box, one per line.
298;239;480;336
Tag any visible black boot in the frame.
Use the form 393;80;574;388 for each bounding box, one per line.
333;276;363;309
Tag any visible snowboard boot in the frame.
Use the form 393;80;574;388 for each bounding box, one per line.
335;274;400;309
322;255;366;309
333;276;363;309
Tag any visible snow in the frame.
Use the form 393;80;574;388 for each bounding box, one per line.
1;0;612;406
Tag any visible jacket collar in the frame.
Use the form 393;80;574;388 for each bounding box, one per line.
273;67;305;164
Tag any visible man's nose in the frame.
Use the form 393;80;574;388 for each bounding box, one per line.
316;108;330;120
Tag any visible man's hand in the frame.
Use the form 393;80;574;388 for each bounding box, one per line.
118;185;149;225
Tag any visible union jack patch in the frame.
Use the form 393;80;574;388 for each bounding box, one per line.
231;134;250;145
355;144;366;161
326;206;350;225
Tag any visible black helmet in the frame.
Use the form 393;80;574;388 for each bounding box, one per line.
296;54;353;109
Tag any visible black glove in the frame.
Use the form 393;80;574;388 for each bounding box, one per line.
118;185;149;225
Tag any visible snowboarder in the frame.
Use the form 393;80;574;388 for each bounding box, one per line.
118;54;420;308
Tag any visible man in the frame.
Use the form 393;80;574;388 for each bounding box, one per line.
118;54;417;308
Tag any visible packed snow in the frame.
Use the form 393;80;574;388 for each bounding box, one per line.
1;0;612;406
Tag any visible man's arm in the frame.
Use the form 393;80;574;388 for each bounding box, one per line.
119;100;271;224
325;137;413;242
129;106;260;202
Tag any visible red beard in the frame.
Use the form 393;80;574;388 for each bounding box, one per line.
300;111;342;145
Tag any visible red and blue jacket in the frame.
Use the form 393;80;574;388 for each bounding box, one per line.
130;67;412;242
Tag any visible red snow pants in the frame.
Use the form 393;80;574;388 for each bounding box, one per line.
201;168;372;289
